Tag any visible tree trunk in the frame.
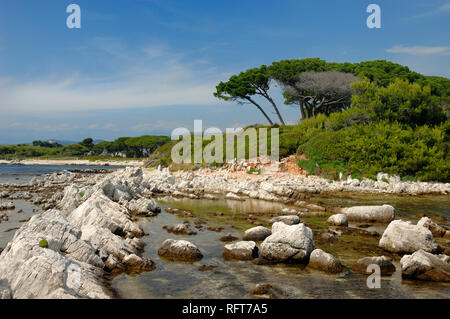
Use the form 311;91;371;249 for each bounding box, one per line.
298;99;306;120
247;98;274;125
266;96;286;125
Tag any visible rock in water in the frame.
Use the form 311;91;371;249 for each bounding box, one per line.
260;222;315;263
270;215;300;225
400;250;450;282
223;241;258;260
343;205;395;223
327;214;348;227
243;226;272;241
379;220;440;254
417;217;448;238
158;239;203;261
352;256;396;275
308;249;342;273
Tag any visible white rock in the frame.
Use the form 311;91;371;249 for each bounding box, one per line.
223;241;258;260
243;226;272;241
343;205;395;223
270;215;300;225
260;222;315;263
401;250;450;282
379;220;439;253
327;214;348;227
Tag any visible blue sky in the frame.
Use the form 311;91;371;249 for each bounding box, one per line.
0;0;449;144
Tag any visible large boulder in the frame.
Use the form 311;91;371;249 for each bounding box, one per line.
223;241;258;261
379;220;440;254
260;222;315;263
327;214;348;227
243;226;271;241
308;249;342;273
158;239;203;261
352;256;396;275
270;215;300;225
343;205;395;223
400;250;450;282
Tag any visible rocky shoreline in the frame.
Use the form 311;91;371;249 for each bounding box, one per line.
0;166;448;298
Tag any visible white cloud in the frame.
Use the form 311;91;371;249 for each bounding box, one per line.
413;2;450;18
0;41;222;114
386;45;450;56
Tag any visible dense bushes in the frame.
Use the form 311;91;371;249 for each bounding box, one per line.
296;119;449;181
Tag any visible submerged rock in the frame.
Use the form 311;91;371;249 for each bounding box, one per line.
163;223;197;235
219;234;239;242
379;220;440;254
0;202;15;211
270;215;300;225
343;205;395;223
243;226;271;241
158;239;203;261
260;222;315;263
327;214;348;227
308;249;342;273
352;256;396;275
400;250;450;282
223;241;258;261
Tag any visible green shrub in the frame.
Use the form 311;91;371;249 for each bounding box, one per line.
39;239;49;248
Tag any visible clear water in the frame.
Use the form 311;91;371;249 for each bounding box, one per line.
113;197;450;299
0;167;449;299
0;164;122;184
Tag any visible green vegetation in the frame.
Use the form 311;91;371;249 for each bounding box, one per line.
149;58;449;182
0;135;171;160
39;239;49;249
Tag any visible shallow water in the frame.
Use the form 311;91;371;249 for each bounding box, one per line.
0;164;122;184
113;197;450;299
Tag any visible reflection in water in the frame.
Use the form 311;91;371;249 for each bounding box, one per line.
113;197;450;299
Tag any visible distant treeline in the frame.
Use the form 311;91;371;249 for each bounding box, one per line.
0;135;171;159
